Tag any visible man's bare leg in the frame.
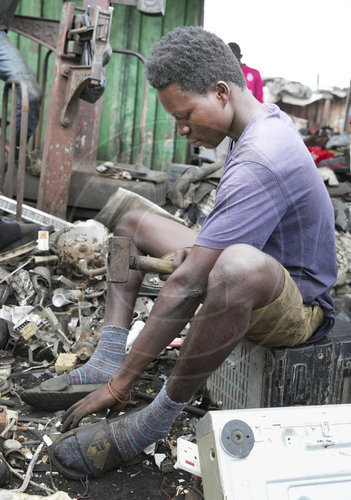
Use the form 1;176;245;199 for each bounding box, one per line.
166;244;285;401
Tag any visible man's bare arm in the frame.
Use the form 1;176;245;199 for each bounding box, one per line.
112;244;222;391
59;244;222;430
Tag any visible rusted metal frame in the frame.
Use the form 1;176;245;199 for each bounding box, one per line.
9;15;60;52
34;49;53;151
15;81;29;221
37;2;81;219
60;65;95;127
2;82;17;197
61;6;113;125
37;2;113;219
1;79;29;221
8;16;58;154
111;48;148;166
72;0;111;170
0;87;11;191
89;7;113;82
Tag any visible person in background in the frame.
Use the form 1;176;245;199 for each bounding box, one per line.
0;0;42;147
0;216;45;252
229;42;264;103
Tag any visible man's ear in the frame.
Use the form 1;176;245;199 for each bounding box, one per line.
214;81;230;103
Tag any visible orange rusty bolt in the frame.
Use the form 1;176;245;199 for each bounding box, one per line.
61;65;71;76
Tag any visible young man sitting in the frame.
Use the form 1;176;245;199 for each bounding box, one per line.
34;26;337;479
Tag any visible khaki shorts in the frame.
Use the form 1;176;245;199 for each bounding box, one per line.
245;268;324;347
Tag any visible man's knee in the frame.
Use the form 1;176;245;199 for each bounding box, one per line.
209;244;265;284
207;244;282;309
113;209;145;236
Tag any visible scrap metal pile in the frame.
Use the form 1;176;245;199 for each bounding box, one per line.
0;217;170;494
0;219;157;374
0;215;201;497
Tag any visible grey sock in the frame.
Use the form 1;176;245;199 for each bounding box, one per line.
54;383;190;475
109;383;189;461
68;326;128;385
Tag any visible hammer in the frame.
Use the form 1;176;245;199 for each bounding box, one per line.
107;236;174;283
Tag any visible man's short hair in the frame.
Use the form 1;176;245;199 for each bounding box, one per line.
145;26;246;95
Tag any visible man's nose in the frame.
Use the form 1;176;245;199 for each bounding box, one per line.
177;123;190;136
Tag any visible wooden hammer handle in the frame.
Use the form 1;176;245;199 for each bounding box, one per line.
130;255;174;275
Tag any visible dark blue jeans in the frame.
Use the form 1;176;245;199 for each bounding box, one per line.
0;30;42;140
0;216;20;249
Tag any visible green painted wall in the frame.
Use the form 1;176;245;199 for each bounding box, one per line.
5;0;204;170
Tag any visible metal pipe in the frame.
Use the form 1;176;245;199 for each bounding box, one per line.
2;81;18;199
1;79;29;222
16;79;29;221
78;258;106;277
35;49;53;151
10;442;44;493
0;86;8;190
0;449;55;495
112;48;145;64
0;418;16;438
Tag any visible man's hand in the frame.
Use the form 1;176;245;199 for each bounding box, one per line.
171;247;192;269
59;385;118;432
160;247;192;280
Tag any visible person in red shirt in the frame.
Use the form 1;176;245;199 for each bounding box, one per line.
229;42;264;102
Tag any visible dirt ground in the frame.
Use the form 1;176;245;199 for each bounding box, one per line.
0;348;206;499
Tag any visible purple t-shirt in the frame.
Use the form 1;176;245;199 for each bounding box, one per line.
195;104;337;341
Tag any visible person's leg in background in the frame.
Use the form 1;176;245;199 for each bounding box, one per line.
0;216;47;252
0;30;42;143
0;217;20;250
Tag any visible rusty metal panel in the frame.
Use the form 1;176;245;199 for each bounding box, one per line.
279;99;347;133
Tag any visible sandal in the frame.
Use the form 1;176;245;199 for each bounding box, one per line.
50;411;145;479
50;417;126;479
21;373;104;411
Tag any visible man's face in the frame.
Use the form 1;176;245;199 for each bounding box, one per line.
158;83;232;149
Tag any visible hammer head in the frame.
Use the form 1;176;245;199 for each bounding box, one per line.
107;236;131;283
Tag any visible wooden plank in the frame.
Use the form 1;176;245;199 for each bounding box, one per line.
118;8;141;164
98;5;129;161
130;9;146;166
137;13;163;169
151;0;186;171
173;0;202;165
